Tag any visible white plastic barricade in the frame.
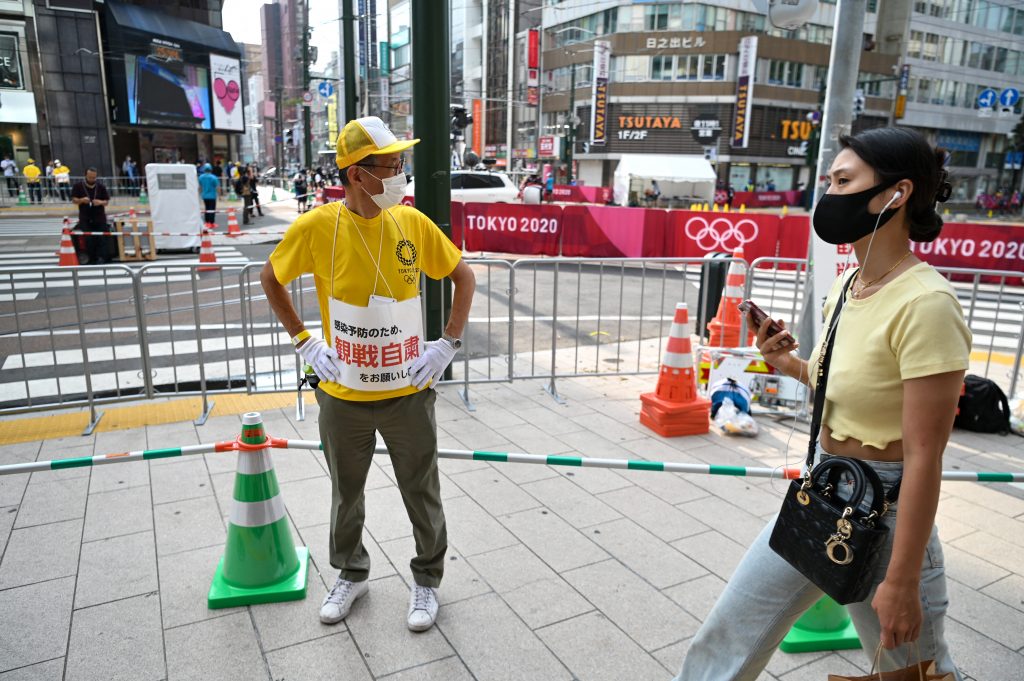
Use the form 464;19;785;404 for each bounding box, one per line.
145;163;202;250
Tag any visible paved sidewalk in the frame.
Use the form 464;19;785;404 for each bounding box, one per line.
0;376;1022;680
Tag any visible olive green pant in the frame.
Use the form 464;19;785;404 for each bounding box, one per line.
316;387;447;587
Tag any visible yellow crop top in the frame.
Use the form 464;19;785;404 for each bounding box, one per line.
807;263;972;449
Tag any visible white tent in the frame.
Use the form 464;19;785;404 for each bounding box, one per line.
612;154;717;207
145;163;203;250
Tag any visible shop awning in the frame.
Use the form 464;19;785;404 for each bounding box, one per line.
613;154;716;205
106;1;240;56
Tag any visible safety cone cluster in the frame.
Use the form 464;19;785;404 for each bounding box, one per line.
197;229;218;271
17;187;28;206
639;303;711;436
208;413;309;608
58;227;79;267
707;248;750;348
226;207;241;236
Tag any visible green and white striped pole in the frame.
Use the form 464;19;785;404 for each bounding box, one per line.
3;440;1022;485
207;412;309;609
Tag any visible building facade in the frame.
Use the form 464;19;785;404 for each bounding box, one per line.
530;0;1024;203
0;0;242;177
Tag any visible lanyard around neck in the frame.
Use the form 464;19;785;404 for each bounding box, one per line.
331;202;415;301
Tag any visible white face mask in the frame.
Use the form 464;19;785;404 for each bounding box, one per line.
362;169;407;210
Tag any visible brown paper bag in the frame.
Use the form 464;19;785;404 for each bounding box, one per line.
829;645;956;681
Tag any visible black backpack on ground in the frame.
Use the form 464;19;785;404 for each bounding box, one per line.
954;374;1010;434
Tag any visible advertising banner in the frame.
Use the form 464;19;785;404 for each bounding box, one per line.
126;53;211;130
0;33;24;89
549;185;611;204
665;211;781;263
461;202;562;255
908;223;1024;280
732;36;757;149
472;99;483;154
562;205;667;258
590;40;611;147
210;53;243;131
732;190;803;207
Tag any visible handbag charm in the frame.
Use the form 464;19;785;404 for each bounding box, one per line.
825;512;854;566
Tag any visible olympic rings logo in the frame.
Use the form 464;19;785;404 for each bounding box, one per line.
683;217;760;251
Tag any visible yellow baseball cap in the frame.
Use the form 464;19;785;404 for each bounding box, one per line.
335;116;419;169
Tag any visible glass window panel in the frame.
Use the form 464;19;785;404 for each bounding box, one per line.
908;31;923;58
668;3;683;30
1015;10;1024;35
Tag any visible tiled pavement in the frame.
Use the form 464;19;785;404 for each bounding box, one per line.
1;376;1022;680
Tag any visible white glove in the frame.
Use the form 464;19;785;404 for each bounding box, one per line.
296;337;341;383
409;339;457;390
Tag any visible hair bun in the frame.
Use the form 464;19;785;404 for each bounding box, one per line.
934;168;952;203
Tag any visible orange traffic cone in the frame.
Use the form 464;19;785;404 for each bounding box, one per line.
58;228;79;267
639;303;711;437
707;247;748;348
226;208;240;236
315;187;323;206
198;229;218;271
129;207;136;220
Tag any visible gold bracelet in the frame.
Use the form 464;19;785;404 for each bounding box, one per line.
290;329;311;347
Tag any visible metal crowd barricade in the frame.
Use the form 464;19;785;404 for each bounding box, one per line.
0;259;1022;426
0;264;141;432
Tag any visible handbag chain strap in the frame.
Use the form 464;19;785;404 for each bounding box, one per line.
806;269;901;505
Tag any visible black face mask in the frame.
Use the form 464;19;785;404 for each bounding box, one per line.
812;183;899;245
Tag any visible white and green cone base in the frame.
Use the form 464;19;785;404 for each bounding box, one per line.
208;546;309;609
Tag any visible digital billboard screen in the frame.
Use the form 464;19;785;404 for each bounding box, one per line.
126;54;211;130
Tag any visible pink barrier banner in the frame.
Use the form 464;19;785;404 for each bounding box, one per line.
777;215;811;262
561;205;666;257
732;190;802;207
909;222;1024;281
664;211;781;262
550;184;612;204
461;202;562;255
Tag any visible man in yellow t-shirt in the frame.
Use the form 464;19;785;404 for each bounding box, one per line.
261;116;475;632
22;158;41;203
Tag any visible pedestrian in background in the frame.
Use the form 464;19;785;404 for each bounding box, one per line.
293;171;308;214
1;155;17;198
236;169;253;224
71;167;111;265
44;160;55;198
248;168;264;217
212;160;224;195
122;155;138;196
199;163;219;226
53;159;71;201
22;158;41;203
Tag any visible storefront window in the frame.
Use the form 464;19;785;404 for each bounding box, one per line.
676;54;698;81
651;55;673;81
757;166;794;191
729;165;752;191
0;34;24;90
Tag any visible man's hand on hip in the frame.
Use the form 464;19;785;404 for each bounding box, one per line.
297;337;341;383
409;340;457;390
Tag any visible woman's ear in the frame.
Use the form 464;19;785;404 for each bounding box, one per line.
891;180;913;209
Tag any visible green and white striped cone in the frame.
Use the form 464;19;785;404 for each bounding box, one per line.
208;412;309;608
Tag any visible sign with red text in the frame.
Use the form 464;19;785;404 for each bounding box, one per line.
908;223;1024;276
461;202;562;255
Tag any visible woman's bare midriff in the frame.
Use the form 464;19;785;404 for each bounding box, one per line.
822;426;904;462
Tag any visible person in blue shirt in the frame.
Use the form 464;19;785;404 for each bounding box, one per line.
198;163;220;226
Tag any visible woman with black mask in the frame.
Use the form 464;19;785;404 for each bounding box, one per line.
673;128;966;680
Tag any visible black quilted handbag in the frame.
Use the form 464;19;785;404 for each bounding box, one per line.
768;272;901;605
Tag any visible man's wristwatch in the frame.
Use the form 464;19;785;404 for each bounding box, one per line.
442;333;463;350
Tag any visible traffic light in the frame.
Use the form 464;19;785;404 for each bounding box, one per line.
284;129;295;146
450;105;472;131
853;89;866;117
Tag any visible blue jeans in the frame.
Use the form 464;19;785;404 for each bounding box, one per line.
674;444;961;681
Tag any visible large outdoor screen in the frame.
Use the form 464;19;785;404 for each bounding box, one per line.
126;54;212;130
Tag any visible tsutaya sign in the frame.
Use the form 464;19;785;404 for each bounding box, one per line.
617;115;684;141
590;40;611;147
732;36;758;149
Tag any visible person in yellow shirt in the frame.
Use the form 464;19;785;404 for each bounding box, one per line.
22;158;41;203
53;160;71;201
261;116;475;632
675;128;966;680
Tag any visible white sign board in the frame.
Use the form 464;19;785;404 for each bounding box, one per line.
210;54;244;132
145;163;203;250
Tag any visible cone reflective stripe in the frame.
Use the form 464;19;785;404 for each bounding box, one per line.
58;229;79;267
208;412;308;607
226;208;240;236
640;303;710;436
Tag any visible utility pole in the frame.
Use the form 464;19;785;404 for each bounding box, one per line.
412;0;452;346
341;0;357;122
565;62;576;184
275;87;284;172
302;1;312;168
505;0;516;174
796;0;868;356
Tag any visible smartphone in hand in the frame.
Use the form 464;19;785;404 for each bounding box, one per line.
737;299;795;349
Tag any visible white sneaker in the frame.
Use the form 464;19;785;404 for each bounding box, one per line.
319;577;368;624
407;585;439;632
